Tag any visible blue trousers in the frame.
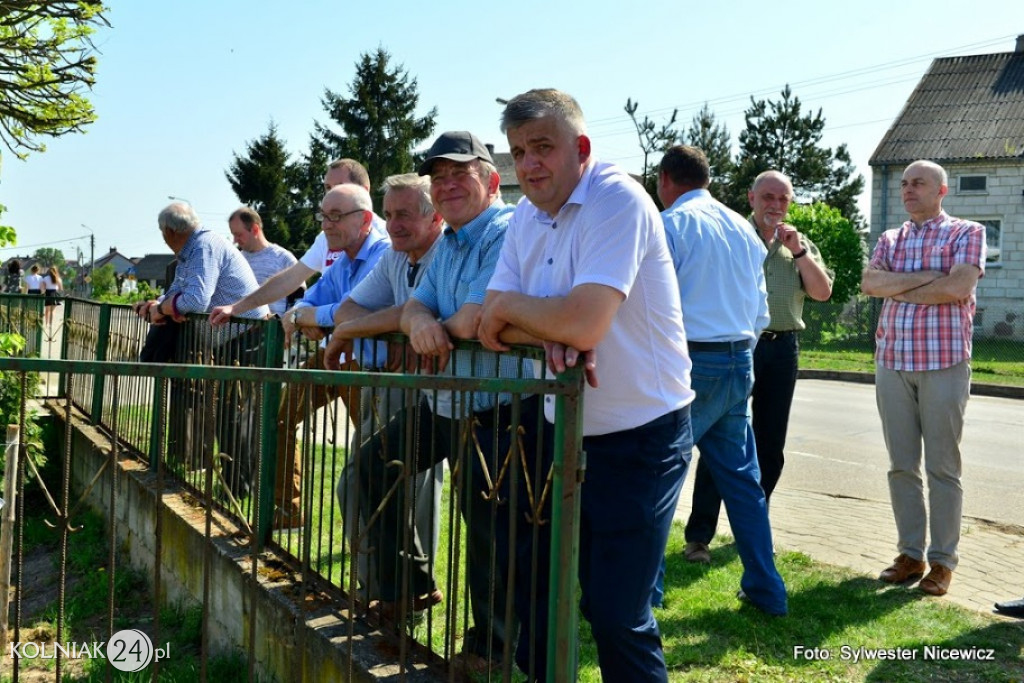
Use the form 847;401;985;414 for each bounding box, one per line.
678;348;787;615
516;406;692;682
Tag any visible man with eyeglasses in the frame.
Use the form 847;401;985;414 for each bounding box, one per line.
270;183;390;529
209;158;385;325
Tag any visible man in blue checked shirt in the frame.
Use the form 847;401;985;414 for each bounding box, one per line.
133;201;270;501
273;183;390;529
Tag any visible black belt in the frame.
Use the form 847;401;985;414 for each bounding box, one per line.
760;330;797;341
688;339;754;352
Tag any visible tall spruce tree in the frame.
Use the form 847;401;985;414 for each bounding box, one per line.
313;47;436;205
285;136;332;255
225;122;295;250
725;85;864;226
684;103;735;201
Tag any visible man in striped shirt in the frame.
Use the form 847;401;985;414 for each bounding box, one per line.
862;159;986;598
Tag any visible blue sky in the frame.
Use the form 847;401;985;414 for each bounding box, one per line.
0;0;1019;263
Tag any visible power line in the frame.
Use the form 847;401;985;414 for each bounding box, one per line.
588;33;1015;135
0;234;91;253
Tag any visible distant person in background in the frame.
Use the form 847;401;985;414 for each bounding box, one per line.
228;206;299;317
24;265;43;295
42;266;63;326
5;259;22;293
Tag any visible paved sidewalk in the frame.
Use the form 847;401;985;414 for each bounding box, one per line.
674;474;1024;617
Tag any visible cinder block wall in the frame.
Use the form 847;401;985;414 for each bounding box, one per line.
53;405;438;682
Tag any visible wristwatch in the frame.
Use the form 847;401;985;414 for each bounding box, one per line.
289;309;301;326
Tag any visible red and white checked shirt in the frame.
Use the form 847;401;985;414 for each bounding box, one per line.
869;211;986;371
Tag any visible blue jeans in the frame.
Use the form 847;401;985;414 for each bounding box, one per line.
676;348;788;615
516;406;692;682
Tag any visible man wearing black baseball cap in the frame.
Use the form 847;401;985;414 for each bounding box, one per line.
417;130;495;175
360;130;539;673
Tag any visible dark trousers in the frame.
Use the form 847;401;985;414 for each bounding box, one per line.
517;406;691;683
751;332;799;501
359;396;540;658
685;333;798;545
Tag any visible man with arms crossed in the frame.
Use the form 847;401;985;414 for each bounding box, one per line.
479;89;693;683
862;159;985;597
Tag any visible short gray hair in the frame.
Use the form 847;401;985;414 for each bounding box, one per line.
158;202;201;234
500;88;586;135
381;173;434;215
478;159;502;201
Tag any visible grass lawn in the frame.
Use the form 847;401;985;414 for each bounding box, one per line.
801;338;1024;387
570;525;1024;682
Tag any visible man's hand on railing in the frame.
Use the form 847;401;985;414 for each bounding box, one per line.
323;334;353;371
544;341;599;388
134;299;169;325
407;316;453;374
208;304;236;326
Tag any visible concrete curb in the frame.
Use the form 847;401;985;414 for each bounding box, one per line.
798;369;1024;400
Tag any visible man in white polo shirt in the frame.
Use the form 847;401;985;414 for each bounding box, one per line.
479;89;694;683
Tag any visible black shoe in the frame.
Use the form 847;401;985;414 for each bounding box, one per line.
994;597;1024;618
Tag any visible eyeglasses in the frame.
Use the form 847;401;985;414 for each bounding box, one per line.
315;208;364;223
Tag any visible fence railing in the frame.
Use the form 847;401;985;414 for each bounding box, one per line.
0;296;586;682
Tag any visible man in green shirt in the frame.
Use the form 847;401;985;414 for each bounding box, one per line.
684;170;832;564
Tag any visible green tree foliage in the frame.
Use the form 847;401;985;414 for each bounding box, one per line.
313;47;437;205
624;98;680;204
685;103;735;202
0;1;108;161
225;122;295;249
787;202;867;341
725;86;864;226
33;247;66;269
286;136;331;255
89;262;116;298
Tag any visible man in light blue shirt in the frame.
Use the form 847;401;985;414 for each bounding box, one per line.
397;131;533;667
273;183;390;529
659;145;786;616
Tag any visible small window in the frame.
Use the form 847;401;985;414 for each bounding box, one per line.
970;219;1002;264
958;175;987;193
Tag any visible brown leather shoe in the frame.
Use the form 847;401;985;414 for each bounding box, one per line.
918;563;952;596
879;554;926;584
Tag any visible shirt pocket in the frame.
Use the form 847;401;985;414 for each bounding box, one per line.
922;245;954;273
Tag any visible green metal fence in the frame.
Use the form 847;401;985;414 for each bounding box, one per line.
0;297;586;682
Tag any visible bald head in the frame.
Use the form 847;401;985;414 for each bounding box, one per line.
903;160;948;187
901;160;948;223
748;170;793;231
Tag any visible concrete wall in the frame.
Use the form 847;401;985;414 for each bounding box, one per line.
870;161;1024;339
54;405;439;682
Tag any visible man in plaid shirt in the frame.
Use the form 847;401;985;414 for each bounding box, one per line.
862;159;986;598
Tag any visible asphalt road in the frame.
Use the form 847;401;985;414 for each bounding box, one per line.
780;379;1024;529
